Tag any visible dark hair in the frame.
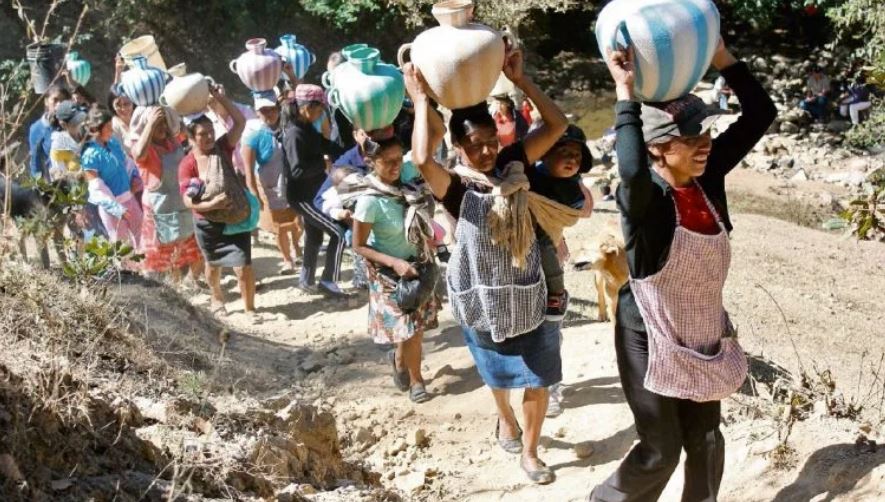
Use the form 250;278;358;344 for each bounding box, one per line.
364;135;403;160
327;51;344;68
185;114;214;139
85;104;114;133
106;89;130;116
496;96;515;113
73;85;96;105
448;103;496;145
44;84;71;102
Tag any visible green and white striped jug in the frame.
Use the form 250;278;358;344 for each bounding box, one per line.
65;51;92;86
328;47;405;132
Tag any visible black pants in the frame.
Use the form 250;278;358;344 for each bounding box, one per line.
537;229;565;294
591;323;724;502
291;201;346;285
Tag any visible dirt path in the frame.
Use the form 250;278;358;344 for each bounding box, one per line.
191;170;885;501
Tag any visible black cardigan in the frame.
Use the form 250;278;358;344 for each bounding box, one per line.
614;61;777;332
281;120;345;205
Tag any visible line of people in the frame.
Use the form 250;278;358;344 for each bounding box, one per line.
24;29;777;499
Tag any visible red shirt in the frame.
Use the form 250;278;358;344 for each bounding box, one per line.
494;111;517;148
672;184;720;235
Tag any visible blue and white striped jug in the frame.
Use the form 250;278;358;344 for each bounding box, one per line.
328;48;405;132
118;55;167;107
65;51;91;86
595;0;720;102
275;34;316;80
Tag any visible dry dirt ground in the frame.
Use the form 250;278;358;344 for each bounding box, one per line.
187;166;885;501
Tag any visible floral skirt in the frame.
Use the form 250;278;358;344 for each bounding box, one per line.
141;206;201;273
367;263;440;344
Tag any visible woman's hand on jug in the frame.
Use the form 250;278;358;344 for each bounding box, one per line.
606;46;635;101
402;63;429;101
503;48;526;86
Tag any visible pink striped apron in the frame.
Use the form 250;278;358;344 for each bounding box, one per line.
629;182;748;402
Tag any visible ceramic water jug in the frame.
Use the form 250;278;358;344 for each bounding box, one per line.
342;44;369;60
595;0;720;102
328;48;405;132
397;0;509;110
322;43;370;89
275;35;316;80
119;35;166;70
118;56;167;107
167;63;187;78
230;38;283;92
160;73;215;116
65;51;92;86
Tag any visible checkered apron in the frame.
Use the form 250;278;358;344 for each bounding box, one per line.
629;183;748;402
447;190;546;342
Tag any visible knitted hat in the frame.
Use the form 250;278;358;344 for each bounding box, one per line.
294;84;326;106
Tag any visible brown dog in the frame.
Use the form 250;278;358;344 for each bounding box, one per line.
574;230;629;322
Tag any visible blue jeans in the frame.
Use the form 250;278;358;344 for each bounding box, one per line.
800;95;828;121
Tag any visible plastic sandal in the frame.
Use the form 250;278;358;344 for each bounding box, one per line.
521;458;555;485
409;383;431;403
495;418;523;454
387;350;409;392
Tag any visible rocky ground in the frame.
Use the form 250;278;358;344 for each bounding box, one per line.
178;164;884;501
3;42;884;501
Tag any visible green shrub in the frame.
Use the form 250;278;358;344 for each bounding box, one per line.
844;101;885;150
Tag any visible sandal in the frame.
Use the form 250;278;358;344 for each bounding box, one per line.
409;383;431;403
387;350;409;392
521;457;555;485
210;302;227;316
495;416;523;454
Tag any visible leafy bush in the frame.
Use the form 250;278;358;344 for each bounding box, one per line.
62;237;143;284
844;101;885;149
14;176;88;245
841;170;885;241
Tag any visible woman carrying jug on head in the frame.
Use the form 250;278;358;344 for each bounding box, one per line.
131;105;203;285
179;87;257;318
404;45;568;484
588;38;776;502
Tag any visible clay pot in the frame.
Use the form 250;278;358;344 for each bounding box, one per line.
595;0;720;102
119;35;167;70
328;48;405;132
118;56;167;107
322;43;368;89
167;63;187;78
397;0;509;110
275;34;316;80
160;73;215;116
65;51;92;86
230;38;283;92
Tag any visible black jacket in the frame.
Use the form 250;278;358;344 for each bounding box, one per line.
281;120;345;204
614;61;777;331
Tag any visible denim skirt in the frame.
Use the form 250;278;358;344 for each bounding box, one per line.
462;321;563;389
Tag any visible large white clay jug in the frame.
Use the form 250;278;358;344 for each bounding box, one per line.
398;0;508;110
595;0;720;102
160;73;215;116
120;35;167;70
